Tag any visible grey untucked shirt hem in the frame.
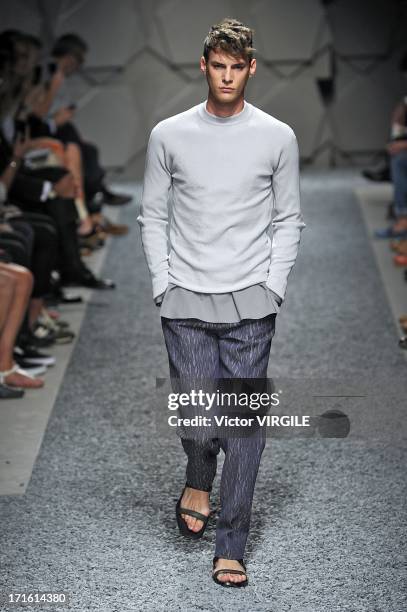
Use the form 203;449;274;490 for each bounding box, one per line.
158;282;282;323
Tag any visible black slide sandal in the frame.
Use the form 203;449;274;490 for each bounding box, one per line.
212;557;248;588
175;487;210;539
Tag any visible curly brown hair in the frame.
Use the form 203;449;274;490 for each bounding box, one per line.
203;18;256;62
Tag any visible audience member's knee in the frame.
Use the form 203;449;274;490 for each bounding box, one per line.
0;267;16;290
6;263;34;292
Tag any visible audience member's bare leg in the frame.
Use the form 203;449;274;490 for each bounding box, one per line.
0;263;44;388
0;269;15;334
65;143;94;236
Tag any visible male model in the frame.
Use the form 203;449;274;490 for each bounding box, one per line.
137;18;306;587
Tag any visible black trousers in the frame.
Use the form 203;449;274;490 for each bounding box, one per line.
0;234;29;267
1;214;58;297
11;213;58;297
8;195;84;280
55;122;106;204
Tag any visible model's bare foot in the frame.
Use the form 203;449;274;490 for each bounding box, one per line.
213;558;247;584
180;486;210;532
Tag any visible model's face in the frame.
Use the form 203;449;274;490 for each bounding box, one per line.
200;48;256;104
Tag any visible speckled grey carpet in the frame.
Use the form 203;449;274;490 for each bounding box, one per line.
1;171;406;612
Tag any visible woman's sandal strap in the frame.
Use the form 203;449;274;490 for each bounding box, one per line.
178;507;209;522
0;364;19;382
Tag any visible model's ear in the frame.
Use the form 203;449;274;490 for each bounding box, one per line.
200;56;207;75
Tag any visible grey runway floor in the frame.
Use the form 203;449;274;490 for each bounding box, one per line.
1;171;406;612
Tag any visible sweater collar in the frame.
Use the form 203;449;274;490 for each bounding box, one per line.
197;99;252;125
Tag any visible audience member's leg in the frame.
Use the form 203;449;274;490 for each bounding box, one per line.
0;268;15;334
0;263;43;388
54;122;106;204
14;196;84;281
6;221;34;259
390;150;407;227
0;237;30;268
23;219;58;327
65;142;93;233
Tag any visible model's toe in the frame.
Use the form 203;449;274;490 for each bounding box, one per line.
185;515;194;530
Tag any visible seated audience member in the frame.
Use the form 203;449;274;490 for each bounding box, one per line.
0;25;137;400
27;32;132;208
0;36;115;290
388;91;407;267
375;53;407;240
0;125;115;289
3;30;129;243
1;137;77;348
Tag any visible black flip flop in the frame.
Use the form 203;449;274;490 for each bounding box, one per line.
212;557;248;588
175;487;210;539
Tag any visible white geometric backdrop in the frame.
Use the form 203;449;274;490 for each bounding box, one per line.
1;0;406;178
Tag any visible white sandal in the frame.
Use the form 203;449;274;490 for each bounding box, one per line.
0;364;39;387
0;364;20;384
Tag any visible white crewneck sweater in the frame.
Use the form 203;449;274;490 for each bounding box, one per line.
137;99;306;301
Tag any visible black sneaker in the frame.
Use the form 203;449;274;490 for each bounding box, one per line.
12;362;47;376
19;325;56;348
14;345;56;367
31;324;57;347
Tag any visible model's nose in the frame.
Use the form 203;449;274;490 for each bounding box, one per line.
223;69;233;83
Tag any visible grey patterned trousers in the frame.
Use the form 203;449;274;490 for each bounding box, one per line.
161;314;276;560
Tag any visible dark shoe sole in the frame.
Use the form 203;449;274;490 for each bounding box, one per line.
0;384;25;399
